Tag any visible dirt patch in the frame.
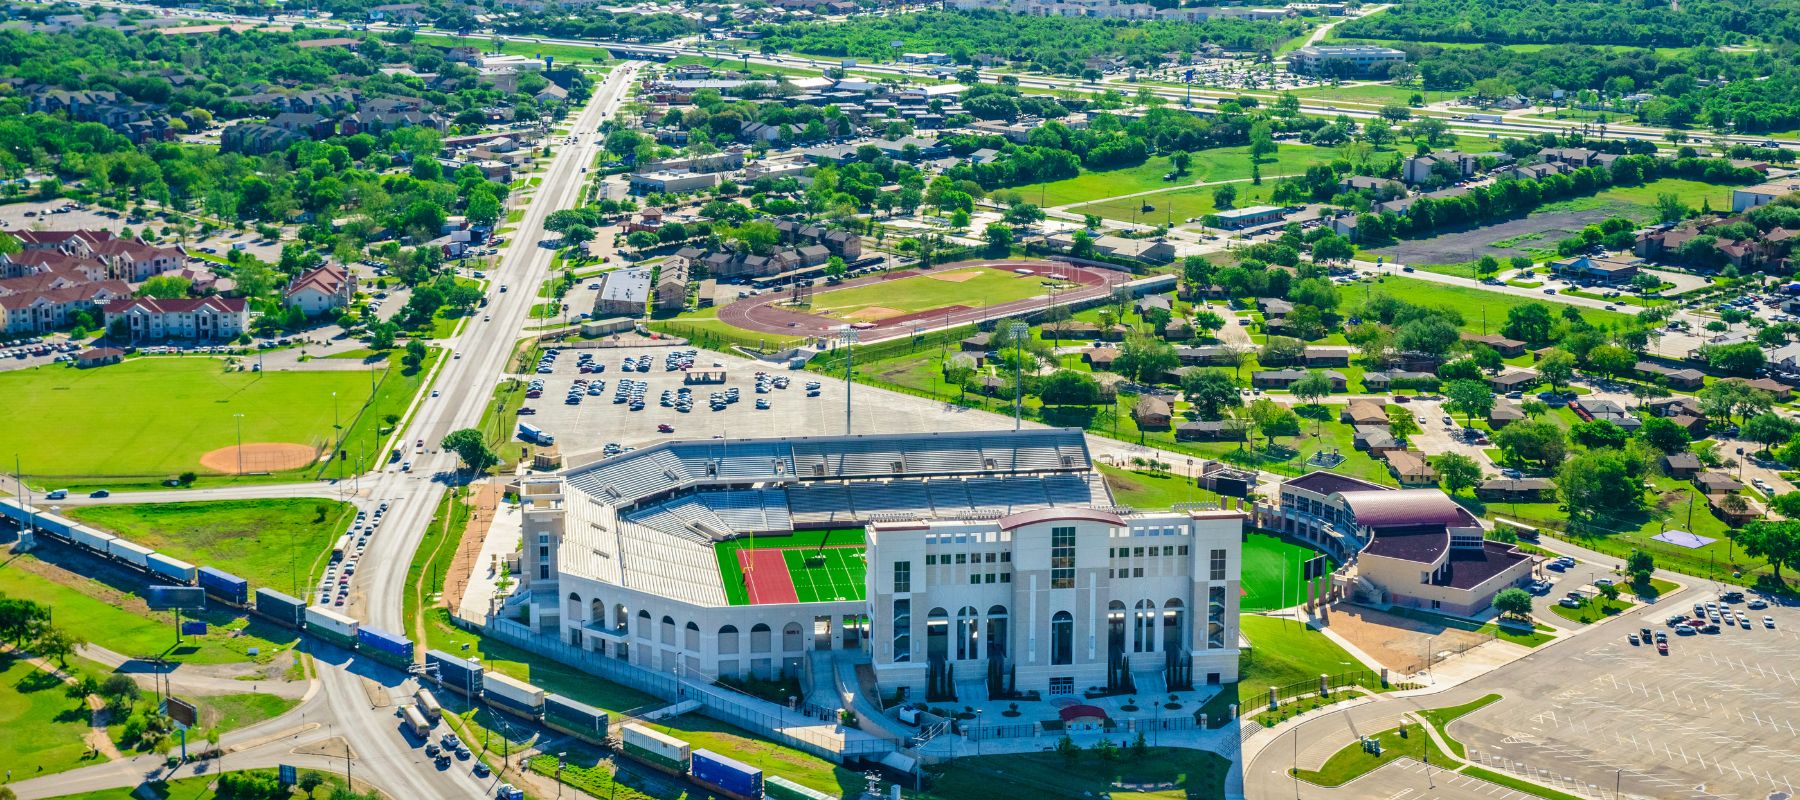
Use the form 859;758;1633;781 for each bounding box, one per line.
1367;206;1631;266
199;443;319;474
925;269;987;283
844;306;902;322
1325;604;1493;674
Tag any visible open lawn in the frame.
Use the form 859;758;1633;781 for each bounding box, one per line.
1071;180;1280;226
1199;615;1372;725
1098;464;1219;510
0;550;297;665
1017;145;1333;208
0;359;376;480
1583;178;1736;218
1420;693;1501;757
47;769;368;800
412;34;615;66
1242;532;1333;612
0;654;106;779
922;747;1229;799
67;499;355;595
1291;83;1462;106
1356;275;1637;333
1547;595;1633;624
810;267;1051;321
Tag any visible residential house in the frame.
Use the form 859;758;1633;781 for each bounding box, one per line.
1133;395;1172;429
1340;399;1388;427
1353;425;1402;454
1252;369;1347;391
1461;333;1526;357
1636;361;1705;390
1725;377;1794;402
74;347;124;368
1662;452;1702;479
1175;420;1241;442
1382;450;1437;486
283;264;356;316
1489;372;1538;393
1707;492;1763;525
1695;472;1744;496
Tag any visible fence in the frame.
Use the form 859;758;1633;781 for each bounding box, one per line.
1264;669;1388;706
481;617;895;762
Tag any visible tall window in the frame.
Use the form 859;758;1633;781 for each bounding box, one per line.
893;560;911;593
891;599;911;662
1051;526;1077;589
1208;586;1227;649
1210;549;1227;581
1051;611;1074;665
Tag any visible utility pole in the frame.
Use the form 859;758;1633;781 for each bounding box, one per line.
1011;322;1028;430
840;328;858;434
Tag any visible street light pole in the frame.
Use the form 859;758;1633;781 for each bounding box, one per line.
1010;321;1028;430
840;328;858;434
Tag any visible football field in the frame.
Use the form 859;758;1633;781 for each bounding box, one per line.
1241;531;1333;612
716;528;868;606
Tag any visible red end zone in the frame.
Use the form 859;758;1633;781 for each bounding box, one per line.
739;548;799;605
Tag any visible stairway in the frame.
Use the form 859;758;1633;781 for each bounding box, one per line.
1131;667;1168;698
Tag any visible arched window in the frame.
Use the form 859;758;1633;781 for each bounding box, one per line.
565;592;582;621
636;609;651;639
1134;599;1157;653
750;623;772;653
590;598;605;624
955;606;979;661
985;605;1009;660
661;615;677;645
1051;611;1074;666
1163;599;1187;652
926;607;949;662
615;604;629;629
719;625;740;655
782;621;803;652
685;621;700;651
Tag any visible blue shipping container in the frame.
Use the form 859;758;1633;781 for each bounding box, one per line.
426;650;483;696
255;588;306;627
543;694;608;739
691;749;763;800
484;688;543;719
197;567;249;605
181;621;208;636
357;626;413;658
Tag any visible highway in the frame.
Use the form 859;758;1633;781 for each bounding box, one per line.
7;64;642;800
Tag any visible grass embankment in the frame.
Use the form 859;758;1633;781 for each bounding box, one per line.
66;498;356;595
1198;615;1371;726
1292;721;1456;787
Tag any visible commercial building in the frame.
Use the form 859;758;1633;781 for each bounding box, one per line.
594;268;652;317
1733;179;1800;213
1287;45;1406;77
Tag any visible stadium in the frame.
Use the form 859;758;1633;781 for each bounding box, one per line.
510;428;1245;705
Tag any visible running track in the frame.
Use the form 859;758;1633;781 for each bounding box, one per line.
715;259;1130;343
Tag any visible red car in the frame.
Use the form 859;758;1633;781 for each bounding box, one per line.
1657;640;1669;655
657;424;674;433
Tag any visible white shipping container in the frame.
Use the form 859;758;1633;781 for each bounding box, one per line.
481;671;546;708
621;723;690;762
305;605;360;638
146;553;198;583
68;526;118;553
108;539;154;568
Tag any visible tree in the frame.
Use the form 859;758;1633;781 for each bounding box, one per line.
367;321;398;351
1116;336;1178;384
1743;412;1798;454
825;256;847;279
1248;398;1300;450
1655;192;1690;224
562;224;595;248
1434;453;1483;495
1291;370;1334;407
1181;370;1241;419
135;275;193;300
1771;491;1800;519
1537;350;1575;392
1626;549;1656;587
1598;582;1621;603
1637;416;1690;454
1569;420;1628;450
1387;405;1420;440
1586;344;1637;381
1558;447;1646;521
402;340;428;370
1737;520;1800;582
1444;379;1495;427
1493;587;1533;620
442;428;497;473
465;191;502;228
298;772;326;798
1056;734;1081;764
1039;370;1101;406
99;674;140;713
1501;303;1554;345
1494;418;1568;468
984;222;1013;253
1212;184;1238;211
33;625;82;667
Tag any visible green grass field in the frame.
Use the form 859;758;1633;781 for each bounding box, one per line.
0;358;401;482
46;769;369;800
1199;614;1372;725
1290;83;1463;106
1071;180;1281;226
1357;275;1638;333
922;748;1229;799
1016;144;1337;208
715;528;867;606
810;267;1050;322
411;34;615;66
0;552;297;665
1581;178;1736;218
1242;532;1332;613
66;499;355;595
0;654;106;779
1292;720;1455;787
1098;464;1221;510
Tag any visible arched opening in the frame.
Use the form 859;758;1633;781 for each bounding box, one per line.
1134;599;1157;653
565;592;582;621
614;604;629;629
1051;611;1074;666
589;598;605;624
955;606;979;661
636;609;651;639
661;615;676;645
925;607;949;663
719;625;740;655
1163;599;1187;652
685;621;700;651
985;604;1009;661
750;623;772;653
782;621;803;652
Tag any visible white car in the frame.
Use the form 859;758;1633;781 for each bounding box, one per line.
1765;616;1777;628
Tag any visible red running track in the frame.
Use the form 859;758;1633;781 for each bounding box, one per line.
740;548;799;605
714;260;1128;342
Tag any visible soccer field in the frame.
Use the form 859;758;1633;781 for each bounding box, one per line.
1241;532;1333;612
0;357;395;480
809;267;1052;322
716;528;868;606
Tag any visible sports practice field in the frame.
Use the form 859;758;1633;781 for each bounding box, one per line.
0;358;385;479
1241;532;1334;612
808;267;1052;322
715;528;868;606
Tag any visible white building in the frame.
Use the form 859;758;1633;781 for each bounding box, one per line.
512;429;1244;702
1287;45;1407;77
102;296;249;341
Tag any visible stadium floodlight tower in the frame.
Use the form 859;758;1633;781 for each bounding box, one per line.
1010;321;1029;430
840;326;858;434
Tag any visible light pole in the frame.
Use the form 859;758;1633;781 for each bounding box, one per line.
974;708;983;756
1010;321;1028;430
233;413;244;475
840;328;858;434
331;391;341;483
1423;635;1434;680
557;751;568;798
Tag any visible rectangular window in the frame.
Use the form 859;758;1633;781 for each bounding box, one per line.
971;574;981;585
1133;546;1145;558
538;564;550;580
1179;545;1189;556
986;553;997;563
1001;551;1011;563
955;553;967;565
985;573;996;584
1051;526;1077;589
1134;567;1144;578
538;545;549;559
1001;573;1011;583
926;554;936;566
1211;549;1227;581
1208;585;1226;648
893;561;911;594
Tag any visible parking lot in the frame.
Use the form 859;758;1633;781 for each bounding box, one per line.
1447;589;1800;800
500;343;1070;465
0;198;285;263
